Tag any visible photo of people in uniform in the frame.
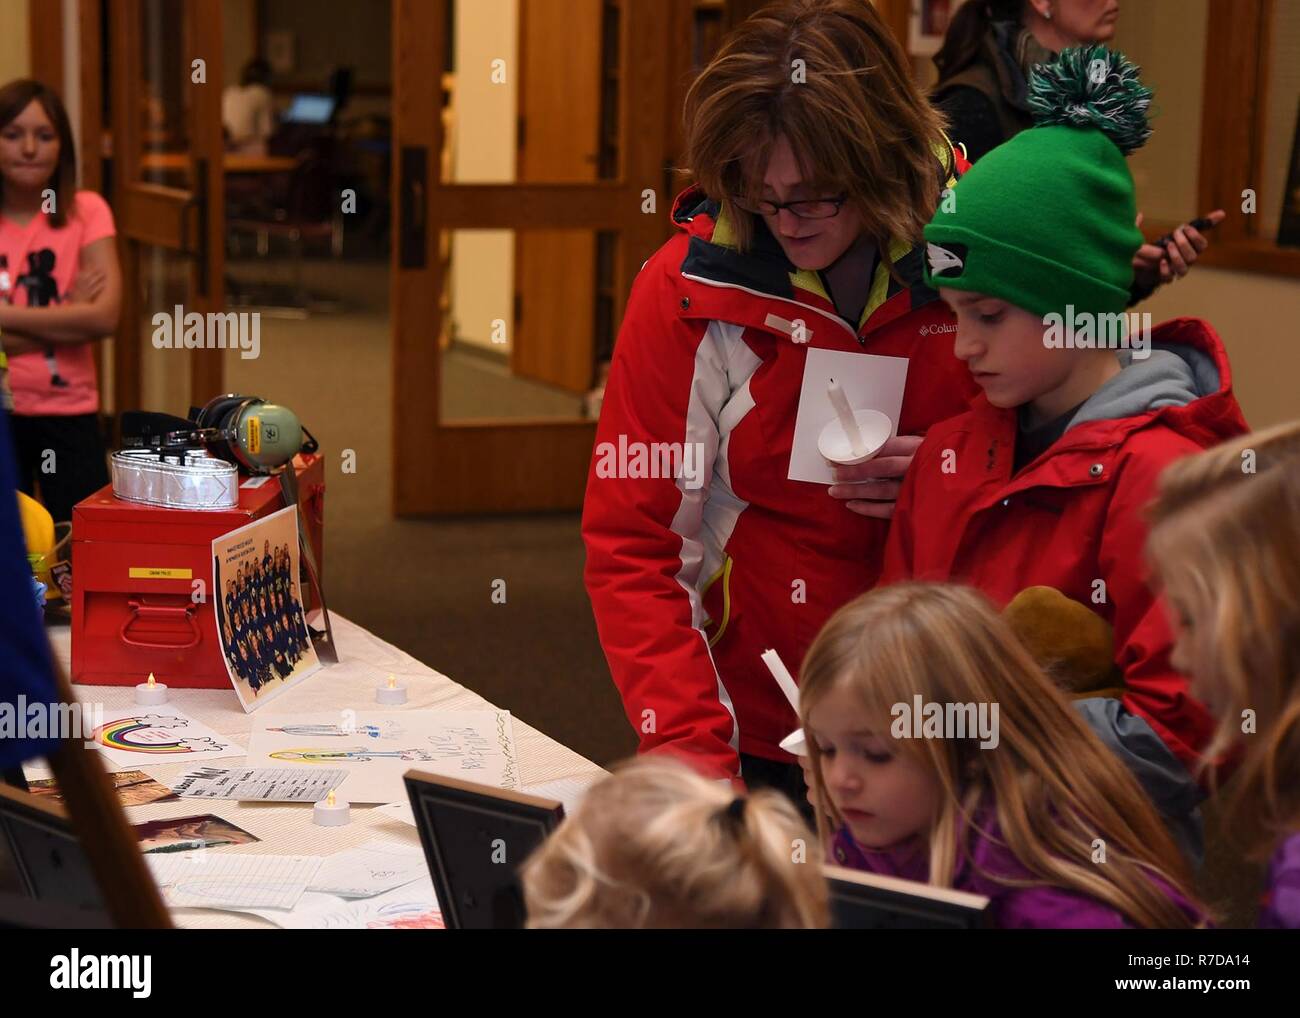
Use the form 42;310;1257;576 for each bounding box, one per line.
213;505;320;712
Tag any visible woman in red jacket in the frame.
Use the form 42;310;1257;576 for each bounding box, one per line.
581;0;979;797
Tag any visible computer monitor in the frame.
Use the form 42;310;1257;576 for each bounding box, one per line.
825;863;991;929
282;93;336;125
0;782;113;927
404;770;565;930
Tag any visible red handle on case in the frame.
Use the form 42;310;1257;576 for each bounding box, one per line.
119;599;202;650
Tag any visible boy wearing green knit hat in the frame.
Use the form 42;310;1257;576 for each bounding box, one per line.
879;46;1249;866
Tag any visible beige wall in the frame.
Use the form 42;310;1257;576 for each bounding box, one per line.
1115;1;1298;429
449;0;518;353
1143;269;1300;430
1114;0;1208;225
0;0;29;83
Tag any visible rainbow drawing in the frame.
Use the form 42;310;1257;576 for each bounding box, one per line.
93;715;214;755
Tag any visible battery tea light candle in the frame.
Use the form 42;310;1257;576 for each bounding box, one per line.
135;672;169;705
376;673;408;705
313;788;351;827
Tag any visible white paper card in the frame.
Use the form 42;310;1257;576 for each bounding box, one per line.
244;710;520;804
147;853;322;911
520;775;598;819
170;765;348;802
87;707;244;771
247;877;444;929
372;801;417;826
788;347;908;484
308;838;427;898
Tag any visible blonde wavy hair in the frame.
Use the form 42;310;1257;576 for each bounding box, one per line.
799;582;1203;929
520;756;828;928
683;0;950;259
1147;421;1300;860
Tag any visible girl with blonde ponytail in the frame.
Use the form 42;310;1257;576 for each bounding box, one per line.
521;756;827;929
800;582;1205;928
1147;421;1300;928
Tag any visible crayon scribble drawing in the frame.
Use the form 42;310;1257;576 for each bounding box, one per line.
265;721;404;739
269;747;434;764
246;710;519;803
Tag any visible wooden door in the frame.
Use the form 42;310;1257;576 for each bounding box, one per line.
391;0;671;514
512;0;603;395
108;0;225;418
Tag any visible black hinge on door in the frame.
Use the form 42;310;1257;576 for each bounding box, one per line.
517;115;526;151
399;146;427;270
513;292;522;325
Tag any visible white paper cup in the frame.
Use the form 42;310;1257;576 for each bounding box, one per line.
817;408;893;466
779;727;808;757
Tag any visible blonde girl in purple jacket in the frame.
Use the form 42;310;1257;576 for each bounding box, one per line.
799;582;1205;928
1147;421;1300;928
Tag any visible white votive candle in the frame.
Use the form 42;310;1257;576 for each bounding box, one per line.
313;788;351;827
376;673;408;705
134;672;169;706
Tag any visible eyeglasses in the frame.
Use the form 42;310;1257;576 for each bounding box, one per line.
730;194;849;219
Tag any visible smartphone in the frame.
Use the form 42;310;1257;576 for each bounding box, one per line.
1154;216;1218;248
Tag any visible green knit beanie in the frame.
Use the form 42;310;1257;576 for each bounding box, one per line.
923;46;1150;320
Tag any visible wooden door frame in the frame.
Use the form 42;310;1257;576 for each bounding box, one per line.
392;0;670;515
108;0;225;418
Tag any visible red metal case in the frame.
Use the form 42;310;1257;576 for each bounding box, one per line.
70;454;325;687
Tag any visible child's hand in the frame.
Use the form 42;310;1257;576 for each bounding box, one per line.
827;434;923;518
1132;210;1223;292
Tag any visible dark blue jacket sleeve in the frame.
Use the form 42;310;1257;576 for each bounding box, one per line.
0;407;61;768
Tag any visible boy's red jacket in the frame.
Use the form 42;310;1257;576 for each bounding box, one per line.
582;177;978;781
882;317;1249;784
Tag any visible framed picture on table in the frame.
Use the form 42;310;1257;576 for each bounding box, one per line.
404;770;564;930
0;782;113;927
826;863;991;929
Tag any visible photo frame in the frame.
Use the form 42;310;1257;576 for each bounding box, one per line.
404;770;564;930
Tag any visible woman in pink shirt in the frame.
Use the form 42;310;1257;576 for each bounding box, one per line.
0;79;120;523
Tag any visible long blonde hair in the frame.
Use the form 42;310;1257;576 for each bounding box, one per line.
683;0;950;259
799;582;1201;929
1147;421;1300;859
520;756;828;928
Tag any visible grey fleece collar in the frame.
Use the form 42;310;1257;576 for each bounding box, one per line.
1067;343;1221;431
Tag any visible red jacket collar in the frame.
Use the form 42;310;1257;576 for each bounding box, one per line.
956;316;1247;490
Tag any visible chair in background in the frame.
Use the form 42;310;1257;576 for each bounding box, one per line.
227;149;345;311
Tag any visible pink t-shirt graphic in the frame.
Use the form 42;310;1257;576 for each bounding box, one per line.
1;189;116;416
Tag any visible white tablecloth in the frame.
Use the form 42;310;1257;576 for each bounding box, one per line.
44;614;607;928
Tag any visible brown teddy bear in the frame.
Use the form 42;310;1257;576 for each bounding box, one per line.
1002;586;1125;700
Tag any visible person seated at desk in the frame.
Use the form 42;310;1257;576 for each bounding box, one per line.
222;58;274;155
